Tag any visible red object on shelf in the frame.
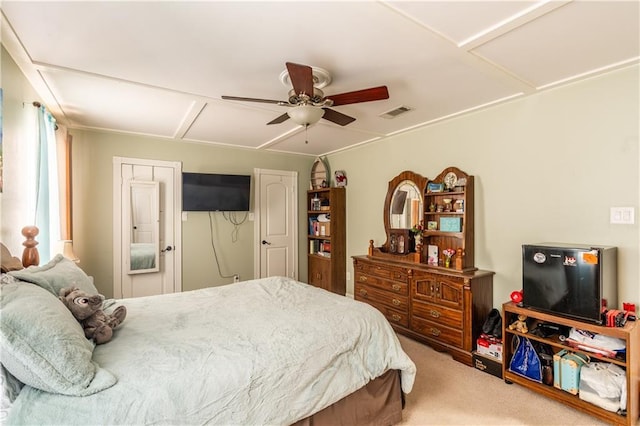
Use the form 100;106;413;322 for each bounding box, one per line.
510;290;523;304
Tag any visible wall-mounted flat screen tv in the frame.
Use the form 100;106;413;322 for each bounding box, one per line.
182;172;251;212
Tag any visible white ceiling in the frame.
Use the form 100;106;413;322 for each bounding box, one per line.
2;1;638;157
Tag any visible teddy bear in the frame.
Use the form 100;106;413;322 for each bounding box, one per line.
59;287;127;345
508;314;528;333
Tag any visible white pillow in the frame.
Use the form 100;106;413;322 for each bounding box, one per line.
8;254;99;296
0;281;116;395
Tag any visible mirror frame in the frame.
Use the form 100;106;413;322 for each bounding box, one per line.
382;170;428;254
126;180;160;275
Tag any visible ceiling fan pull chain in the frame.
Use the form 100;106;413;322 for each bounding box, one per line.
305;124;309;144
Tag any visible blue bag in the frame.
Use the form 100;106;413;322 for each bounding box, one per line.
508;336;542;382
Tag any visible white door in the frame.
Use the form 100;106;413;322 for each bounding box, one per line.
113;157;182;298
254;169;297;280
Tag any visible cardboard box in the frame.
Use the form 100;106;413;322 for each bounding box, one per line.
476;337;503;361
473;351;503;379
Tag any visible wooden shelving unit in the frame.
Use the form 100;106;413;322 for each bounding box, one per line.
502;302;639;426
307;187;345;295
422;166;475;272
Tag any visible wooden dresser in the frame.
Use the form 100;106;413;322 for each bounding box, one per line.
353;255;493;366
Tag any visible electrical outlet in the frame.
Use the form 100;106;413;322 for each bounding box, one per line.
610;207;635;224
233;274;240;283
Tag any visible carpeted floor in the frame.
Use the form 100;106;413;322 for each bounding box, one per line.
396;334;612;425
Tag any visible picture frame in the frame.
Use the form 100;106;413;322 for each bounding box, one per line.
334;170;347;187
440;217;462;232
427;182;444;193
427;245;439;266
427;221;438;230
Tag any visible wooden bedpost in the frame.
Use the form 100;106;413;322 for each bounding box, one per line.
21;225;40;267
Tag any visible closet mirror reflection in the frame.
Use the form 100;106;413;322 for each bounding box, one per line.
127;180;160;274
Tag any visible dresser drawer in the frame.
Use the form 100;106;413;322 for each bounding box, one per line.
354;261;408;282
355;297;409;328
355;282;409;312
411;317;463;348
354;272;408;295
412;300;463;329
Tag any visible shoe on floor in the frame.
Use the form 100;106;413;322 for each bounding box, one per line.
492;316;502;338
482;308;501;335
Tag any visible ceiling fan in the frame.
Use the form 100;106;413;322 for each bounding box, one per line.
221;62;389;127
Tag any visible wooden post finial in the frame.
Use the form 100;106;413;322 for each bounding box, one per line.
21;225;40;267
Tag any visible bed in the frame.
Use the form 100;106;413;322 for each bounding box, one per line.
129;242;156;270
0;242;416;425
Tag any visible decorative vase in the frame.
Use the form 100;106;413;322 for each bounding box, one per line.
445;258;451;268
414;233;422;247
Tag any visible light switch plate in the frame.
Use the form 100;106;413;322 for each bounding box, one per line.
610;207;635;224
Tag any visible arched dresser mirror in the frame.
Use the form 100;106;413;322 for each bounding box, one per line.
377;170;428;260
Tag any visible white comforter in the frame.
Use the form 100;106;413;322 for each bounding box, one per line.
8;276;416;425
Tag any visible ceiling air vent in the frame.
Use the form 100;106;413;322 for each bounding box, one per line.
379;106;412;119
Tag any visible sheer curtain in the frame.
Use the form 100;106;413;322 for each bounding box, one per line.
34;105;61;262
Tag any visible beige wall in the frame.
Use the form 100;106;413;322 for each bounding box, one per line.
70;130;313;296
4;45;638;308
328;65;639;307
1;46;41;253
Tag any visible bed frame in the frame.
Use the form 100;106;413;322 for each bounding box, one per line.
20;225;40;268
7;225;406;425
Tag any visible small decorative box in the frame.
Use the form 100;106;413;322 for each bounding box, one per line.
439;217;461;232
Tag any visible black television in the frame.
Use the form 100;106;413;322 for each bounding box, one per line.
182;172;251;212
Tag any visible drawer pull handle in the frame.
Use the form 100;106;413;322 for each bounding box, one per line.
430;310;440;318
392;299;401;306
391;314;401;322
430;328;441;337
392;284;401;291
359;289;368;297
359;276;368;282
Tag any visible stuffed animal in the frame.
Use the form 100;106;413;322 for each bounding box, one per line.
508;314;529;334
59;287;126;344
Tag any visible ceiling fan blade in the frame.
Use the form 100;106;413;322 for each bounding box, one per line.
222;95;286;105
322;108;356;126
267;112;290;125
326;86;389;106
286;62;314;96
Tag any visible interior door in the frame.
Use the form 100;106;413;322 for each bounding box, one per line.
113;157;182;298
254;169;298;280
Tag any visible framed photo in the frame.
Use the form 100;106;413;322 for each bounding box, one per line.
427;221;438;230
440;217;462;232
427;182;444;193
427;245;439;266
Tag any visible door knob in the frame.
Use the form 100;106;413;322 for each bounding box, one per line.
261;240;271;245
161;246;173;252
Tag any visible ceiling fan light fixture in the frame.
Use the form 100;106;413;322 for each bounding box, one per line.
287;105;325;126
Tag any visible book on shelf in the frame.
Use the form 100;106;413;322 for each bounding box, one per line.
309;240;331;257
309;218;322;236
